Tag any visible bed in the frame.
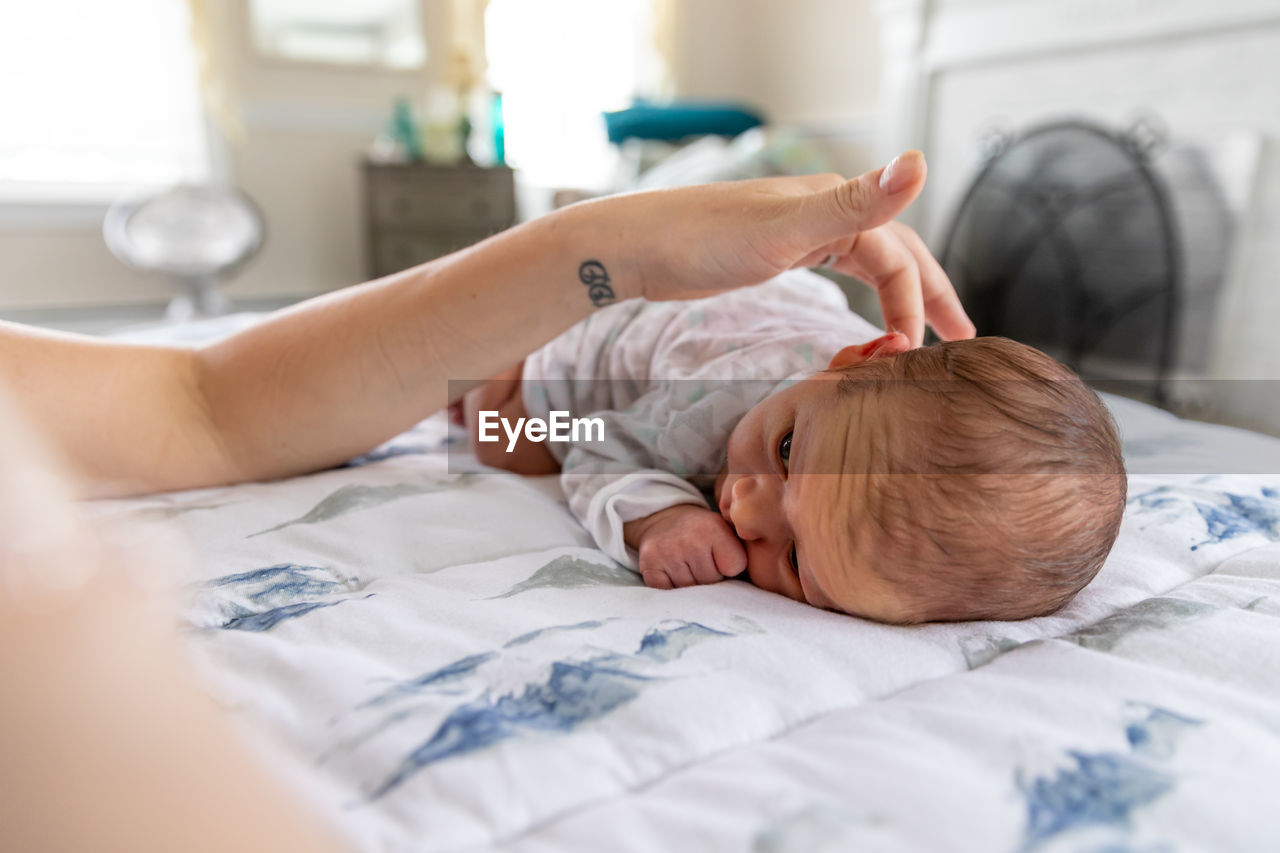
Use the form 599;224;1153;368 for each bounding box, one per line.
93;359;1280;852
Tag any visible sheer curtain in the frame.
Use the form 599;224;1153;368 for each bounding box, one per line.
0;0;211;202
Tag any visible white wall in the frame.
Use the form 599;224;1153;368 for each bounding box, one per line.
668;0;881;124
666;0;884;177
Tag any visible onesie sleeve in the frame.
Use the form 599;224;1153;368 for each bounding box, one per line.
559;379;761;571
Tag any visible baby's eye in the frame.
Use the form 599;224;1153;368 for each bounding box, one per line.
778;431;793;468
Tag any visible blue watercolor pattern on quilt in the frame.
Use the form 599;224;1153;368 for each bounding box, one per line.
335;619;739;799
1128;484;1280;551
1018;703;1201;851
209;563;349;600
356;652;500;707
219;599;351;632
193;563;371;632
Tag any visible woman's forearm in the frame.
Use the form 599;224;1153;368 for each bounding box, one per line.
0;324;227;497
0;205;617;496
198;202;622;486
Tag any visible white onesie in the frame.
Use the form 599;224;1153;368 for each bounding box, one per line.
521;269;882;570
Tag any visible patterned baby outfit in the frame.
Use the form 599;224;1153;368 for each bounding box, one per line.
521;269;881;569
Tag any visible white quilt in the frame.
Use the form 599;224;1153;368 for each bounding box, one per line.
95;393;1280;853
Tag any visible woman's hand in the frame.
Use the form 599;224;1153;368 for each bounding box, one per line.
574;150;975;347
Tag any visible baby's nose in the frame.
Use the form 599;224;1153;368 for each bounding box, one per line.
729;475;781;542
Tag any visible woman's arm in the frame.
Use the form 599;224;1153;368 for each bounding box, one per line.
1;151;972;496
1;205;626;495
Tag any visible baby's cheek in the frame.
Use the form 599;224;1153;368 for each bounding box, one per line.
747;559;805;603
798;565;842;611
743;559;772;593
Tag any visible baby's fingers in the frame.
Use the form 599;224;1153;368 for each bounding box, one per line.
642;569;674;590
641;550;698;588
711;536;747;579
687;552;725;586
664;560;699;587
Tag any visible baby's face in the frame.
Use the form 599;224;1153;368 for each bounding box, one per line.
714;369;912;622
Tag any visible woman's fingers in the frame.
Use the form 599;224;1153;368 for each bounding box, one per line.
815;221;975;347
827;229;927;347
871;264;928;348
887;221;977;341
800;151;927;246
783;151;974;345
790;248;836;270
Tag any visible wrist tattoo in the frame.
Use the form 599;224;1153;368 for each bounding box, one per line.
578;260;616;308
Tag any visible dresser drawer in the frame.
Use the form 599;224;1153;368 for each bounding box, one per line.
367;166;516;229
371;231;492;277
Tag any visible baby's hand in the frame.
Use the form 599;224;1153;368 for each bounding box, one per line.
624;504;747;589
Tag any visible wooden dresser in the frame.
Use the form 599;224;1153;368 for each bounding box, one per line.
362;162;517;278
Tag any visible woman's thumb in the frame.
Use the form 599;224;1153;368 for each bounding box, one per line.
808;150;927;242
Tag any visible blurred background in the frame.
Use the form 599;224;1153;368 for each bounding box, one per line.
2;0;1278;429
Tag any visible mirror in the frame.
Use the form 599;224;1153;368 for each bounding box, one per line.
250;0;426;69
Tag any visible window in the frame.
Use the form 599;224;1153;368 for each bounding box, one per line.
485;0;660;190
249;0;426;70
0;0;211;203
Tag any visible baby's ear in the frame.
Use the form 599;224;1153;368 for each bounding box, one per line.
827;332;911;370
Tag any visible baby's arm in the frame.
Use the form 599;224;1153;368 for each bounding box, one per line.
461;362;560;475
560;382;756;587
623;504;746;588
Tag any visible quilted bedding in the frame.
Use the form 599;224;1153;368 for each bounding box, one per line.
95;391;1280;852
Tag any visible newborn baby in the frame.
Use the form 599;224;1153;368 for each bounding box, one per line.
461;270;1126;623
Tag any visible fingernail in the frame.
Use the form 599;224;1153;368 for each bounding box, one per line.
879;151;921;194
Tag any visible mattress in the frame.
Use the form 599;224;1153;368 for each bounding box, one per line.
95;388;1280;852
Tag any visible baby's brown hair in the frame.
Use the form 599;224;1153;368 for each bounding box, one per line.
833;336;1126;622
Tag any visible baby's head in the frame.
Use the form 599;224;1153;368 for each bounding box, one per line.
714;334;1126;623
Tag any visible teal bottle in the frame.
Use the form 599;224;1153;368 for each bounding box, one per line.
391;96;425;162
491;91;506;165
